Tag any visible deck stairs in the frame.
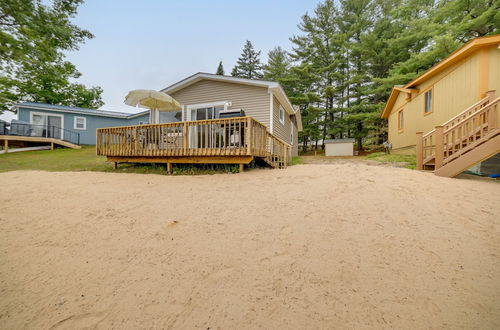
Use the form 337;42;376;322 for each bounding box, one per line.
0;135;81;151
416;90;500;177
262;134;289;169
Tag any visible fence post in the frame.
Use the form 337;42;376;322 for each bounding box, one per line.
416;132;423;170
434;126;444;169
487;90;496;131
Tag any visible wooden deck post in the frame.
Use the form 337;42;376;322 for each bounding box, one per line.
416;132;423;170
486;90;496;102
166;162;173;174
114;162;118;170
239;163;244;173
434;126;444;170
4;139;8;153
247;117;252;155
51;142;54;150
487;90;496;131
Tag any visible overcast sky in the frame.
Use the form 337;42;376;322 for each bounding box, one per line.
66;0;316;113
1;0;317;121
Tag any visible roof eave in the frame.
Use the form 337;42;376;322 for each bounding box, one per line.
381;88;400;119
404;34;500;88
14;103;149;119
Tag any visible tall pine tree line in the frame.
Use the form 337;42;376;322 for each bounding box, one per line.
262;0;499;152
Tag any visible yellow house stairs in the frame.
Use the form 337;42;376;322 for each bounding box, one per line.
416;90;500;177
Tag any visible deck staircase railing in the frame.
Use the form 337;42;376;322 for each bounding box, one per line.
96;117;291;168
416;90;499;173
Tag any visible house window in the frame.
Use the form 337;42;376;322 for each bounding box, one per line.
279;106;285;125
74;117;86;130
398;109;404;130
290;127;294;144
139;121;146;125
424;89;433;113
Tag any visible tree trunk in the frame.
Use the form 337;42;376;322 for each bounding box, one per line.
356;122;363;152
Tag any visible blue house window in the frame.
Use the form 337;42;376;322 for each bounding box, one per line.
74;117;86;130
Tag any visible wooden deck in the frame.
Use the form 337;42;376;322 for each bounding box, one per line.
96;117;291;170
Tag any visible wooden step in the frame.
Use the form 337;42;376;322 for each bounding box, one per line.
434;134;500;177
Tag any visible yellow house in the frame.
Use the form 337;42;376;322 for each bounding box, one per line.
381;35;500;177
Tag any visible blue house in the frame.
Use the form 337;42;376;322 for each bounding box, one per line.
13;102;180;145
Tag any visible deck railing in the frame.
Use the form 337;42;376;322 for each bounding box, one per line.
416;90;498;170
96;117;291;167
4;123;80;145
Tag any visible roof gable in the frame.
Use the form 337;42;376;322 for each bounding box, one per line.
160;72;298;117
161;72;280;93
381;34;500;118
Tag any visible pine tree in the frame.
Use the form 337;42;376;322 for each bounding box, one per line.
216;61;225;75
383;0;499;87
336;0;377;151
290;0;345;150
263;47;291;82
231;40;263;79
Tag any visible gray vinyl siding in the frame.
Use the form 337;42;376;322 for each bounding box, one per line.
170;80;271;127
292;124;299;156
272;96;298;156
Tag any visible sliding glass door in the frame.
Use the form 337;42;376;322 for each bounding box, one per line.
188;105;224;148
190;105;224;121
31;113;63;139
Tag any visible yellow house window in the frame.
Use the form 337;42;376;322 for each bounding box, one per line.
424;89;433;113
398;109;404;130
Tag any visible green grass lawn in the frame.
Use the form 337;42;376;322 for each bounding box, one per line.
0;146;242;175
365;152;416;169
0;146;109;172
291;156;304;165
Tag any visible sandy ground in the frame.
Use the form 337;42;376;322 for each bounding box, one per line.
0;164;499;329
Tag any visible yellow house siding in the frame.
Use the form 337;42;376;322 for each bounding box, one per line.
489;47;500;123
170;80;271;127
388;51;482;153
489;47;500;92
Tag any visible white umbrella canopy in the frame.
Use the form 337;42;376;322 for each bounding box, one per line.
124;90;181;124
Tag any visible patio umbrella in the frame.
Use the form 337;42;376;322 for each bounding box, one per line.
124;90;181;124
